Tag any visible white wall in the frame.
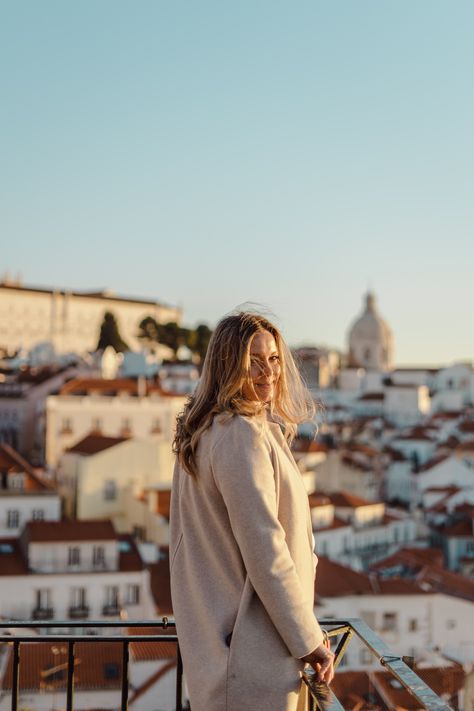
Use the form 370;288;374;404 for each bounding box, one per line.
0;494;61;537
46;392;185;466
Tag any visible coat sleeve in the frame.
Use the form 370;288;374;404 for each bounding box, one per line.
211;416;324;659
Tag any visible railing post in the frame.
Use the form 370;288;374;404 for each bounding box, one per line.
121;640;129;711
176;642;183;711
11;640;20;711
66;640;75;711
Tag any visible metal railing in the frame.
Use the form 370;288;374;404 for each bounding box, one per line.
0;618;452;711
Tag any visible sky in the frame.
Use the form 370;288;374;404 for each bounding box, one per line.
1;1;473;366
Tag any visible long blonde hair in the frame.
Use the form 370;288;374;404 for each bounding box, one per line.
173;311;315;477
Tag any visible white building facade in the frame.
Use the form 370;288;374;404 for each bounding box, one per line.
0;281;180;356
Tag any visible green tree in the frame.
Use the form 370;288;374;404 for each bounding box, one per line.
97;311;129;353
192;323;213;362
138;316;160;342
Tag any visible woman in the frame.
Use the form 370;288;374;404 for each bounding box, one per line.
170;312;334;711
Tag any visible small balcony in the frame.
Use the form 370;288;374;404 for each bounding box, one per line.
0;618;455;711
101;603;121;616
31;607;54;620
68;605;90;620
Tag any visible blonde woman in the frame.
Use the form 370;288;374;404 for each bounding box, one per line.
170;312;334;711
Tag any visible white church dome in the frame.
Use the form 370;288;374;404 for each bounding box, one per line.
348;292;393;371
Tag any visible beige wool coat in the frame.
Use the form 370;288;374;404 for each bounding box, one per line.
170;413;324;711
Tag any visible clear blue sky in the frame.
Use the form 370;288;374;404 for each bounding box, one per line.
1;1;473;365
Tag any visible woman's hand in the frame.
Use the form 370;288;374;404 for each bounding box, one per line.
301;641;335;685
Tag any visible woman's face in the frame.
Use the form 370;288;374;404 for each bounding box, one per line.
243;330;281;404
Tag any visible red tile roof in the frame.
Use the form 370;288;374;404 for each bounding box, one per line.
440;518;473;538
129;626;177;661
331;665;464;711
2;641;123;691
0;538;29;575
0;444;52;491
308;493;332;508
118;535;144;572
148;550;172;614
417;454;450;472
66;434;129;456
315;516;351;533
23;519;116;543
329;491;377;508
58;378;183;399
371;664;464;710
459;420;474;434
358;392;384;401
372;548;474;601
315;557;428;599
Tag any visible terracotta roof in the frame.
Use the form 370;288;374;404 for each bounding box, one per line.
371;664;464;709
425;485;461;494
23;519;116;543
315;557;428;599
341;454;372;472
459;420;474;434
58;378;183;399
371;547;445;571
129;626;177;662
0;538;29;575
308;493;332;508
118;535;144;572
417;454;450;473
346;443;380;457
66;434;129;456
382;445;408;462
2;641;123;691
328;491;376;508
431;410;463;420
331;665;464;711
156;490;171;519
148;550;172;614
440;518;473;538
358;392;384;401
0;444;52;491
315;516;351;532
372;548;474;601
291;439;329;454
456;439;474;452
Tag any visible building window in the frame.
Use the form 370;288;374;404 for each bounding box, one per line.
7;510;19;529
103;480;117;501
93;546;106;568
92;418;102;432
382;612;398;632
126;584;140;605
408;618;418;632
446;619;456;630
68;547;80;566
36;588;51;610
32;509;44;521
151;418;162;434
121;418;132;435
361;611;376;629
105;585;119;606
71;587;87;608
359;648;372;665
61;418;73;435
10;474;24;490
104;662;120;680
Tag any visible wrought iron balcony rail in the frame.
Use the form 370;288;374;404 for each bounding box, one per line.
0;618;452;711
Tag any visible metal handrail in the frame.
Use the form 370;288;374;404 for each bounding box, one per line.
303;618;453;711
0;618;453;711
